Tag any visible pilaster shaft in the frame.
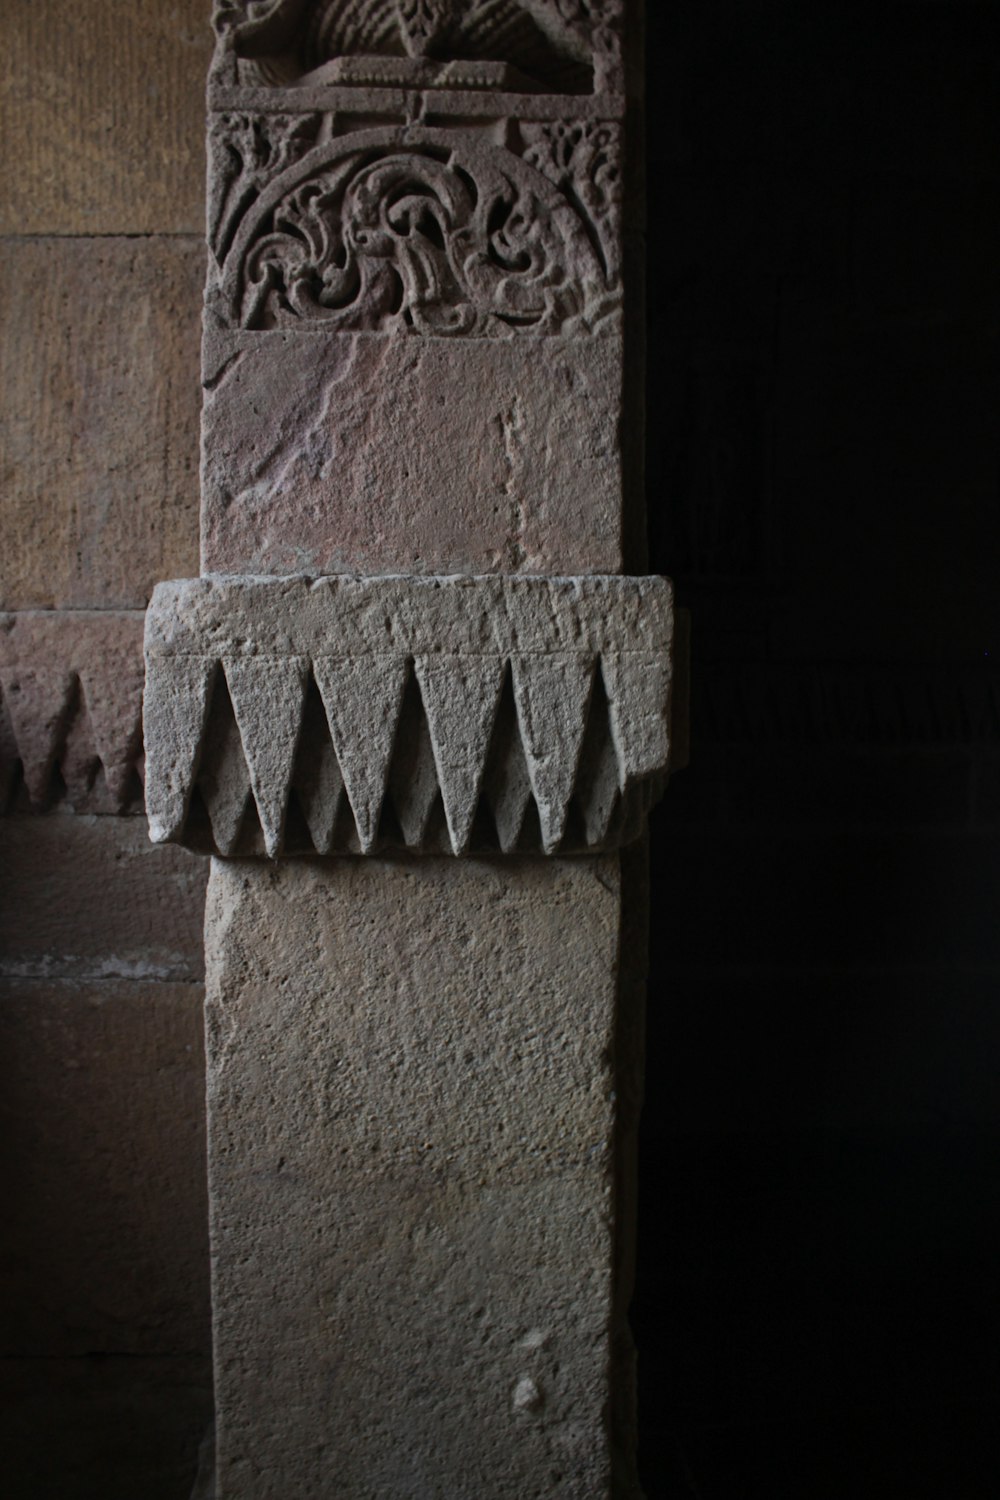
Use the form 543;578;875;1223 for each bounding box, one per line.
143;3;673;1494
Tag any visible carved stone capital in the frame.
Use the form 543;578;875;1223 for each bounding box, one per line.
143;574;674;858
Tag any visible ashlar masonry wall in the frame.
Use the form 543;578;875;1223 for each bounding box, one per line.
0;5;214;1495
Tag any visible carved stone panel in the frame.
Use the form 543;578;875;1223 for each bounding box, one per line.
209;0;625;96
144;575;675;857
209;130;620;336
200;0;631;578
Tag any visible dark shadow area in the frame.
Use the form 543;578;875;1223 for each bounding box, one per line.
639;2;1000;1494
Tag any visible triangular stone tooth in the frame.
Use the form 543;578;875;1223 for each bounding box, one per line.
60;685;102;805
388;680;440;850
482;668;534;853
199;678;252;857
313;655;409;854
573;662;622;848
143;657;217;844
78;652;145;811
0;662;77;807
600;651;672;789
223;656;308;858
577;726;620;849
414;655;506;855
296;726;344;858
511;653;595;854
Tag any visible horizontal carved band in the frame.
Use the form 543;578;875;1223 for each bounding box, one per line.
144;575;674;857
0;612;146;814
212;0;624;95
209;126;621;336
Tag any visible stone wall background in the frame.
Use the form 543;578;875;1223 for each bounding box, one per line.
2;2;999;1497
639;2;1000;1496
0;5;213;1496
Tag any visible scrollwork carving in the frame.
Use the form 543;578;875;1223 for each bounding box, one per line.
219;131;621;335
209;111;323;263
521;119;621;284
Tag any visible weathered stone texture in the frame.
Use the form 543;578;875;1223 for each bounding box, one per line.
0;0;209;235
0;612;145;812
0;818;207;983
201;332;625;576
0;237;203;611
144;575;675;856
0;980;209;1358
206;853;625;1499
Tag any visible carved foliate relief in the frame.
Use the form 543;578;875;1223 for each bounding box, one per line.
208;111;324;265
521;119;621;285
211;0;622;94
207;124;622;335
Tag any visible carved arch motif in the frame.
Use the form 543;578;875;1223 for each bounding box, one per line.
215;128;621;335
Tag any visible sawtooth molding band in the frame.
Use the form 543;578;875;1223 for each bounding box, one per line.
144;574;675;857
0;611;146;813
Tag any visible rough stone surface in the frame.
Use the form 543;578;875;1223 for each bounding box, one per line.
144;575;674;856
0;0;209;235
201;332;625;576
146;4;657;1494
205;853;631;1499
0;818;207;983
0;612;146;812
0;980;209;1359
0;237;203;610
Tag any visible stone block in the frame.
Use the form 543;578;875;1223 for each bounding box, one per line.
0;817;207;983
0;0;210;235
144;574;676;856
0;237;203;611
201;331;625;576
205;853;630;1498
0;612;145;812
0;980;209;1358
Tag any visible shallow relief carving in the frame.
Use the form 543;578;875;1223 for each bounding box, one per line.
144;576;674;858
207;123;622;335
210;0;623;95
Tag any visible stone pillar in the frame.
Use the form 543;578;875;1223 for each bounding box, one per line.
144;3;676;1494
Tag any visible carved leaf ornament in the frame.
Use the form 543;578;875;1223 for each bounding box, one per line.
212;1;618;93
224;131;619;334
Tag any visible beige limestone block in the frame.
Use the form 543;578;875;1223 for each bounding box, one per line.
0;980;209;1358
0;0;210;235
0;238;203;610
200;331;624;576
143;574;675;857
206;854;629;1498
0;817;207;983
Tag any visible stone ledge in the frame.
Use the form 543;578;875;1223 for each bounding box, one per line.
144;575;675;857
